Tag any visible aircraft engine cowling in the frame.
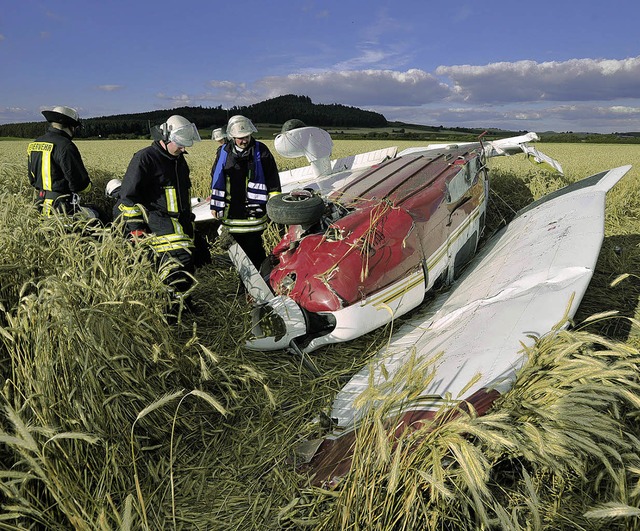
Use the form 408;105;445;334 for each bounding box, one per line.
274;126;334;178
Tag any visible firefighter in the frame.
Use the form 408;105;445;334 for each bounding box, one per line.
209;115;281;269
113;115;201;299
212;126;227;145
27;106;92;216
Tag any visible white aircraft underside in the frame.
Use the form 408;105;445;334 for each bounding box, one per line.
328;165;630;433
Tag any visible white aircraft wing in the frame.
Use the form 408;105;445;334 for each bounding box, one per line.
329;165;630;430
520;143;564;174
397;132;563;174
278;146;398;193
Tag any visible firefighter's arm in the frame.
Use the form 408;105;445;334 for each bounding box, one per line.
117;153;150;234
59;142;92;193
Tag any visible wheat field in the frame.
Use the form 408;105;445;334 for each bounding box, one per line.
1;137;640;530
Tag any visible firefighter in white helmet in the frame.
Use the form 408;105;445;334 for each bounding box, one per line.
27;105;93;216
210;115;281;268
212;126;227;145
114;115;202;300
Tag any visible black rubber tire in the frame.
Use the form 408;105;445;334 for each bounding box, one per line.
267;191;325;225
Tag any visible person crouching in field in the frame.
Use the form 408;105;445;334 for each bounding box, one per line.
27;106;94;217
113;115;201;302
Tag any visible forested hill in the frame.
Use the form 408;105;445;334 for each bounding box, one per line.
0;95;388;139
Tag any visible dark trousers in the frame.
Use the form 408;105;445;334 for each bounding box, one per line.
232;232;266;269
157;247;195;298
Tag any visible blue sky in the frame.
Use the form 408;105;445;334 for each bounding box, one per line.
2;0;640;133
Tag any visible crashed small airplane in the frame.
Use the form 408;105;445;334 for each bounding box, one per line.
193;125;564;356
192;124;629;485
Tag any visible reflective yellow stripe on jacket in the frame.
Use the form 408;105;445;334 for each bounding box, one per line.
27;142;54;190
222;217;268;234
147;219;194;253
164;187;178;214
117;203;144;222
41;199;55;217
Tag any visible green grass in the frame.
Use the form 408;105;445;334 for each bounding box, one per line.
0;140;639;529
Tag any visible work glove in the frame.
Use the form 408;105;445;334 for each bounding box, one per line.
127;229;147;243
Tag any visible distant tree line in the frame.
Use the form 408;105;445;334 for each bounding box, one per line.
539;132;640;144
3;94;639;143
0;95;388;139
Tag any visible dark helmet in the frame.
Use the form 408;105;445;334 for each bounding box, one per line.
42;105;81;127
281;119;306;133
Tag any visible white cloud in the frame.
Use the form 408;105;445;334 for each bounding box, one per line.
0;106;28;115
199;56;640;113
156;93;194;105
331;9;412;72
333;50;399;70
0;106;40;124
610;105;640;115
539;104;640;129
96;85;124;92
209;80;246;91
205;80;260;106
256;69;450;106
436;57;640;103
376;103;640;133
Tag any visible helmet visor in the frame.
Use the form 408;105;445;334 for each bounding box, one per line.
169;123;201;147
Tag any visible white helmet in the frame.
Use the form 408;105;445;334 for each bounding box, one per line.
212;127;227;142
227;115;257;138
161;115;201;147
105;178;122;198
42;105;81;127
